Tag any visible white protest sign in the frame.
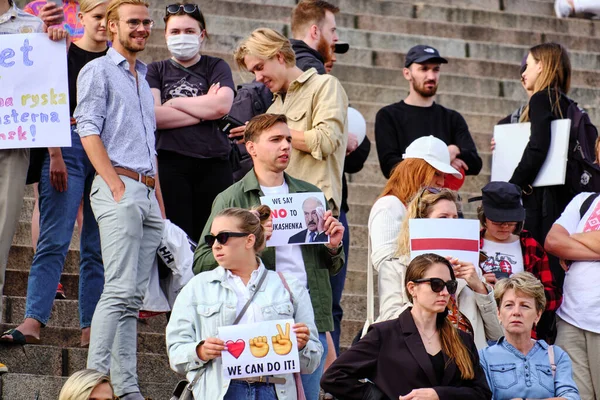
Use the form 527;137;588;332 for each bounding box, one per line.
0;33;71;149
218;319;300;379
260;192;330;246
409;219;480;268
492;120;570;187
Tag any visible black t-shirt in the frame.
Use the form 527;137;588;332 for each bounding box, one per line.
146;56;235;159
374;101;483;178
68;43;108;116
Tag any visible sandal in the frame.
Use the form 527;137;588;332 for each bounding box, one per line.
0;329;41;345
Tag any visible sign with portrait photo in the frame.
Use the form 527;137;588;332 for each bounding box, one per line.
260;192;330;247
218;319;300;379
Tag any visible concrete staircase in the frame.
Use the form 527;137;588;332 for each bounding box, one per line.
4;0;600;397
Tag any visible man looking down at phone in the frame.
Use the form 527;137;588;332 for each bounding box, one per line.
232;28;348;219
194;114;344;400
146;3;234;242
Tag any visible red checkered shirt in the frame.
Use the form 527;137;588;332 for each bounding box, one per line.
480;229;562;312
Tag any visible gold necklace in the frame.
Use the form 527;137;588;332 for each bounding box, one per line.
421;329;438;344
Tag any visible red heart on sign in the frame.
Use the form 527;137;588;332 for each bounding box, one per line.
226;339;245;359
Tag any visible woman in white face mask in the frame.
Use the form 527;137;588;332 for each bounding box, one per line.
146;3;236;244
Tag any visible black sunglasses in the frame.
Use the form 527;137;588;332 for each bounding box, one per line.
412;278;458;295
166;3;200;16
204;232;249;247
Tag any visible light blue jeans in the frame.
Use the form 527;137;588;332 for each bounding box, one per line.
224;381;278;400
86;175;163;396
25;127;103;328
301;332;328;400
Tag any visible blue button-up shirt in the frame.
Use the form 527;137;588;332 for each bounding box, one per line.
479;337;580;400
74;48;156;175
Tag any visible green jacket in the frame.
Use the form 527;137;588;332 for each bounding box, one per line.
193;169;344;332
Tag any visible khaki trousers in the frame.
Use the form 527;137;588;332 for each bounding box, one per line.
556;315;600;399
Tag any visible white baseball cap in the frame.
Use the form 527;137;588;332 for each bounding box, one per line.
402;136;462;179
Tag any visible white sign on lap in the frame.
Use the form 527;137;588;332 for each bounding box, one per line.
218;319;300;379
0;33;71;149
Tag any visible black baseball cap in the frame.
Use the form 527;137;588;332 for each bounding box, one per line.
481;182;526;222
334;42;349;54
405;45;448;68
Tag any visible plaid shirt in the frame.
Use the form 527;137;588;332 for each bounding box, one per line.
480;229;562;312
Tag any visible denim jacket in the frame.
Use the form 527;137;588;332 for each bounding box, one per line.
479;337;580;400
166;263;323;400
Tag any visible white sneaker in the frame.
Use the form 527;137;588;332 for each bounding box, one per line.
555;0;573;18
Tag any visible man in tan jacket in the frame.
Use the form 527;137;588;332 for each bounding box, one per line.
234;28;348;217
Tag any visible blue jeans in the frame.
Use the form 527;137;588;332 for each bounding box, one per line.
301;332;328;400
224;381;278;400
329;210;350;355
25;128;103;328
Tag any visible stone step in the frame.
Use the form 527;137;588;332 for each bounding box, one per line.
7;245;78;275
192;15;600;71
2;297;168;334
0;373;175;400
0;323;166;354
0;345;179;386
12;220;79;251
147;2;600;53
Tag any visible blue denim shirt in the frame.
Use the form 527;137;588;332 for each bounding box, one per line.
479;337;580;400
74;48;157;175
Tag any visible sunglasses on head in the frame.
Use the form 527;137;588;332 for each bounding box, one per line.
204;232;249;247
166;3;201;17
412;278;458;294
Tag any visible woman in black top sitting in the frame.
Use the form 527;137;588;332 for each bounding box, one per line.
509;42;572;290
146;3;235;243
320;253;491;400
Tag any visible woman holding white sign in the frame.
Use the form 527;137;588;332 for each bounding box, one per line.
166;206;322;400
507;42;573;291
377;188;503;349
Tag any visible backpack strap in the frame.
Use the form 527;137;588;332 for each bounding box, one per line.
548;345;556;378
579;193;600;218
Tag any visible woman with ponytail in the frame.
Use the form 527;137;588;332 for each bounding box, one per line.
507;42;573;290
166;206;322;399
321;253;492;399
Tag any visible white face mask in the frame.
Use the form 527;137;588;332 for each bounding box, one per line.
167;34;202;61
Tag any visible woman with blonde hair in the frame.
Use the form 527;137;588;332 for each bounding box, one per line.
507;42;573;290
167;206;322;399
379;188;503;349
321;253;492;399
1;0;108;348
59;369;114;400
479;272;579;399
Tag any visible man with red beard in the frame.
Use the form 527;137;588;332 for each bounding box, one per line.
73;0;163;398
375;45;482;188
290;0;339;75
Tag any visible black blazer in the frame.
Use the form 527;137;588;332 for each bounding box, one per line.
288;229;327;244
321;308;492;400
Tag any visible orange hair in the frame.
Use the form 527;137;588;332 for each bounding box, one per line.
380;158;437;205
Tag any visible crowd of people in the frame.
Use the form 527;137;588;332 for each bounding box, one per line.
1;0;599;399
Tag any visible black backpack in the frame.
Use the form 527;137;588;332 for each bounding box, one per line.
229;81;274;181
565;99;600;194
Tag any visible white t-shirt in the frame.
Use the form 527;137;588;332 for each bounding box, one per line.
481;238;524;278
555;192;600;333
260;182;308;288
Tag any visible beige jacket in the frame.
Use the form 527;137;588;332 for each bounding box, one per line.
268;68;348;215
376;257;504;349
